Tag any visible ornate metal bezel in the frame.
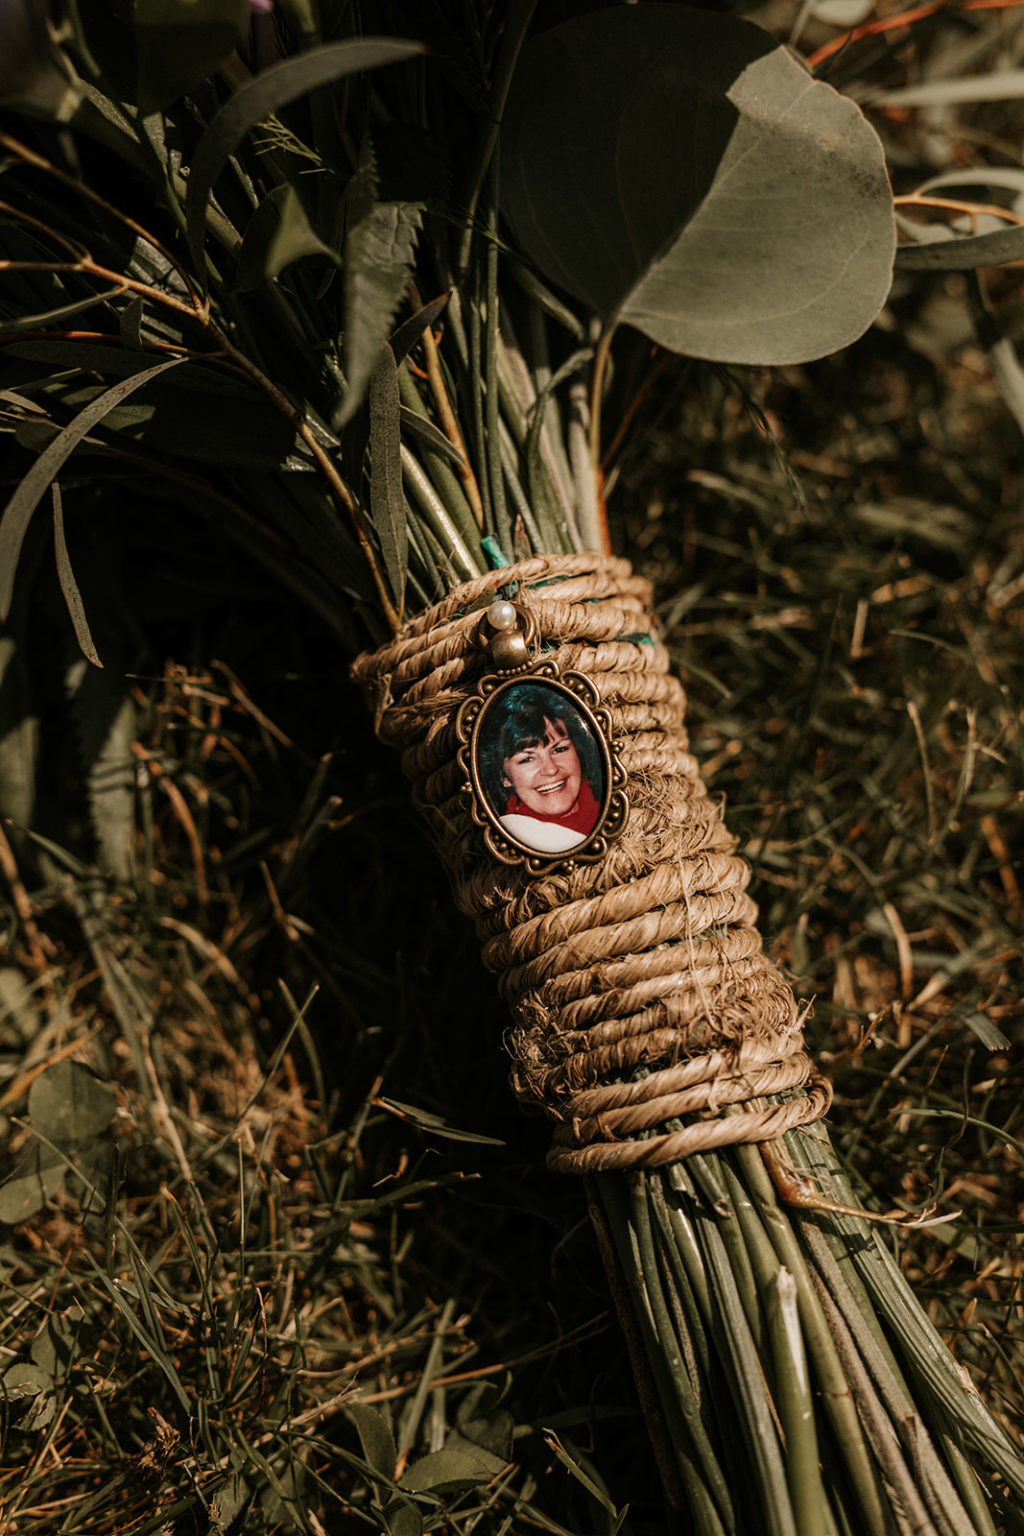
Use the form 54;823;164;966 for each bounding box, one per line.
456;648;629;877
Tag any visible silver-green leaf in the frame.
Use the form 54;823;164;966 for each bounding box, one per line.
501;5;895;365
337;200;424;428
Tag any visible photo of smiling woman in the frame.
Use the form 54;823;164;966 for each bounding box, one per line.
478;682;606;854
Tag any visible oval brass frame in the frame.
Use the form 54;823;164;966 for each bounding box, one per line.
456;662;629;875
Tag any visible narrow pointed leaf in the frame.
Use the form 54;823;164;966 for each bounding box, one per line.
390;293;449;366
52;484;102;668
5;339;184;375
896;223;1024;271
369;344;409;619
185;39;423;270
0;289;125;338
543;1433;621;1516
377;1096;506;1146
337;200;424;427
0;357;185;619
399;406;465;468
501;5;895;365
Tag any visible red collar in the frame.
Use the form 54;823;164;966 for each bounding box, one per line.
506;778;600;835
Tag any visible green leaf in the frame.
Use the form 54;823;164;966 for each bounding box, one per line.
399;406;465;468
390;293;449;367
501;5;895;365
376;1098;506;1146
456;1387;515;1461
235;467;373;622
447;1425;514;1468
135;0;249;113
28;1060;116;1147
337;200;424;428
53;484;102;669
400;1445;506;1495
13;421;57;452
185;38;423;271
0;1143;65;1225
3;341;180;374
895;223;1024;271
369;345;409;620
31;1308;85;1377
0;289;126;338
236;183;342;291
3;1363;51;1400
346;1403;398;1479
0;357;185;620
3;1363;55;1430
381;1495;423;1536
542;1432;622;1518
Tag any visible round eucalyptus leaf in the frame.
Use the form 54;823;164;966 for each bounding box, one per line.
3;1362;52;1398
501;4;895;364
0;1144;65;1225
28;1060;115;1147
3;1362;56;1429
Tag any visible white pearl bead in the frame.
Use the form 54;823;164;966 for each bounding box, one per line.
487;599;518;631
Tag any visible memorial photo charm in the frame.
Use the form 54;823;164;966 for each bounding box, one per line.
456;599;628;874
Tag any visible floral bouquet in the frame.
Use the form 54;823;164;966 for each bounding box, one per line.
3;1;1024;1531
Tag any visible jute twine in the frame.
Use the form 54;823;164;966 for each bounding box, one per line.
352;554;831;1173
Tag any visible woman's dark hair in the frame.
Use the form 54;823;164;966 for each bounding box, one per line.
478;682;603;813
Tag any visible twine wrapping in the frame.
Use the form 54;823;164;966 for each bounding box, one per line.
352;554;831;1173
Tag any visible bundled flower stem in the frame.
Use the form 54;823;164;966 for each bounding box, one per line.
354;556;1024;1535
